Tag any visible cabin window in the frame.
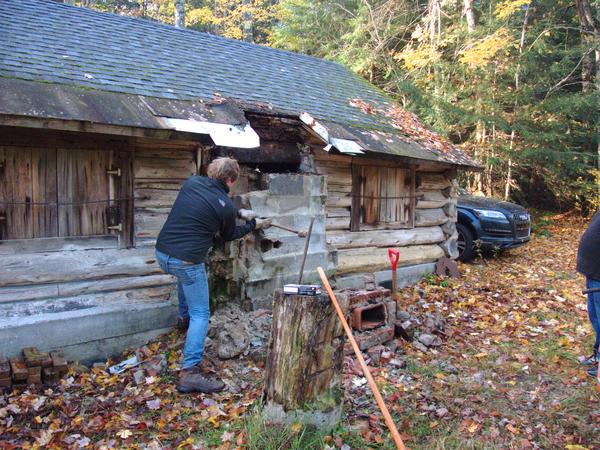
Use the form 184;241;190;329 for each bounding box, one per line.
0;146;133;247
350;165;415;231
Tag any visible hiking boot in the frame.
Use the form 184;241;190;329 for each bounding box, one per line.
579;354;598;366
176;316;190;332
587;366;598;378
178;367;225;393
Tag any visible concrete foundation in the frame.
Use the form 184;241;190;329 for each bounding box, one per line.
0;301;177;364
336;263;436;290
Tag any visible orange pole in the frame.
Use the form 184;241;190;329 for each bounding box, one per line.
317;267;406;450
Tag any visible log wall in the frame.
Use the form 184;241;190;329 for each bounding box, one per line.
0;132;203;315
133;138;198;246
311;149;458;277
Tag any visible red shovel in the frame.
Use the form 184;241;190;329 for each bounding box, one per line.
388;248;399;304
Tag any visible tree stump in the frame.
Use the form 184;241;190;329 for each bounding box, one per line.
262;291;347;430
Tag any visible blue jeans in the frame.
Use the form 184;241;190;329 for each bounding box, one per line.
156;250;210;369
587;277;600;358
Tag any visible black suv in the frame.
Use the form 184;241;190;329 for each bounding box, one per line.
457;189;531;261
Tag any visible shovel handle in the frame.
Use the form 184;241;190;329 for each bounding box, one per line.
388;248;399;271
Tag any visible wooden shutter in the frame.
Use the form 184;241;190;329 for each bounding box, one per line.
57;149;112;237
362;166;380;225
0;147;58;240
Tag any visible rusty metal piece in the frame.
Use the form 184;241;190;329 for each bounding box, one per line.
297;216;315;284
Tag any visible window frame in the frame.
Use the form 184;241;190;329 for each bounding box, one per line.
350;162;416;232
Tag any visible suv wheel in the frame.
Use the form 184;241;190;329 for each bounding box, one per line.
456;223;474;262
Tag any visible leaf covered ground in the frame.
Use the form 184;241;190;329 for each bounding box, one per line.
1;214;598;449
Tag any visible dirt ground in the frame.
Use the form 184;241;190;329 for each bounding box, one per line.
0;213;598;449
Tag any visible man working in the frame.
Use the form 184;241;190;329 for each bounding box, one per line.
577;211;600;378
155;157;270;393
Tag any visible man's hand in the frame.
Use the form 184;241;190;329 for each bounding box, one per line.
238;209;258;221
255;218;272;230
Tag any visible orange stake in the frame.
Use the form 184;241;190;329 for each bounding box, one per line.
317;267;406;450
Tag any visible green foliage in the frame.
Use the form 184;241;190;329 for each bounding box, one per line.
77;0;599;211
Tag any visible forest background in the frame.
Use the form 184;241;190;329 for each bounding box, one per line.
74;0;599;212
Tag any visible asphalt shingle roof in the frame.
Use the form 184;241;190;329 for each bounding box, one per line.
0;0;393;130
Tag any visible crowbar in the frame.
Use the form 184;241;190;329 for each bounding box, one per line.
317;266;406;450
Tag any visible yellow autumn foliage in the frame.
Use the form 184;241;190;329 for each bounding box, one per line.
495;0;531;20
394;44;441;70
459;28;513;68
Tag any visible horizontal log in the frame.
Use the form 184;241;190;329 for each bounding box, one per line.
416;208;449;227
336;244;444;276
326;195;352;208
0;274;175;303
327;226;444;249
416;189;450;202
135;188;179;208
0;247;162;287
326;217;350;231
418;173;451;190
134;156;196;180
134;146;198;160
326;208;351;218
0;236;118;255
135;181;185;191
416;199;451;209
135;211;169;238
135;137;200;151
327;182;352;194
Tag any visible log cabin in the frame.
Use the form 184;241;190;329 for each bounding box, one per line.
0;0;479;361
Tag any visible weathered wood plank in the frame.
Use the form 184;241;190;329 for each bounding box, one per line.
0;235;118;255
337;244;444;275
326;217;350;231
31;148;58;237
0;247;161;287
135;209;169;238
416;199;451;209
327;226;444;249
415;208;449;227
326;195;352;209
0;274;175;303
418;172;451;190
135;188;179;209
326;208;350;218
57;148;110;237
134;156;196;180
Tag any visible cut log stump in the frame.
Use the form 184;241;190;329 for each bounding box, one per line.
263;291;347;430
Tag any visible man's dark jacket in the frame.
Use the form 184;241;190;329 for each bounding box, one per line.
577;211;600;280
156;176;255;264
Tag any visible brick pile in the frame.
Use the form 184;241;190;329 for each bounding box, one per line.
1;348;67;389
335;287;397;351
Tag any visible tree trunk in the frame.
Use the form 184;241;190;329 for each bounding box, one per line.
263;291;347;430
242;0;253;43
576;0;599;93
463;0;476;33
575;0;600;175
174;0;185;28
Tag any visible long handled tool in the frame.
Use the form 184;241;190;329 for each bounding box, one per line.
388;248;399;304
298;217;315;284
583;287;600;295
317;267;406;450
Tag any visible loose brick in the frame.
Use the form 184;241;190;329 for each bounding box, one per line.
0;356;9;379
355;326;394;351
42;367;59;384
23;347;52;368
27;366;42;385
10;359;28;381
50;350;68;375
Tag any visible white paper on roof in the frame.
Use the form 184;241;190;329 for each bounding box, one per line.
162;117;260;149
